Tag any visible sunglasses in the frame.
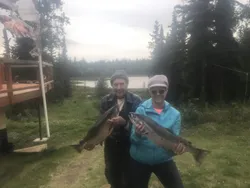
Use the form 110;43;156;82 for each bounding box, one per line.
151;89;166;95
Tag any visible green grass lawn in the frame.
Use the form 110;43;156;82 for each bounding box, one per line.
1;88;250;188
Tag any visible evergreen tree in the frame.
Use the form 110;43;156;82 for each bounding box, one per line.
95;76;109;98
148;20;165;60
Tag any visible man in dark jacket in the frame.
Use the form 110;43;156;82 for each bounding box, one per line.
100;70;142;188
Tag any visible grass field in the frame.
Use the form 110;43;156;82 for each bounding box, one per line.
1;88;250;188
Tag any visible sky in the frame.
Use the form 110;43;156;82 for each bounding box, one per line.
0;0;248;61
64;0;248;61
64;0;183;61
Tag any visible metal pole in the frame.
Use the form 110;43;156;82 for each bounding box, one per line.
37;98;42;140
220;75;223;101
244;73;248;103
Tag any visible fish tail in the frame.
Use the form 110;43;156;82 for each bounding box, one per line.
191;147;211;165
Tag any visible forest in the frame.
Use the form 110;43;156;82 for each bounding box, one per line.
148;0;250;104
69;58;152;78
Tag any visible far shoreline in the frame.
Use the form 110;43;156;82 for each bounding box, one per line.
71;75;150;81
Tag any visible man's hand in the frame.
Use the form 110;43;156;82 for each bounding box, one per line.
173;142;186;155
108;116;126;126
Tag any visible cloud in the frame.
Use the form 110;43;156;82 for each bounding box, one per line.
64;0;181;30
64;0;249;61
66;39;82;45
65;21;150;61
64;0;184;60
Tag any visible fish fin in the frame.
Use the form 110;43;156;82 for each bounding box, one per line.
108;125;114;136
192;148;211;166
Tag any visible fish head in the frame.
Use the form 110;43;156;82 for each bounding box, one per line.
129;113;159;132
129;112;145;126
130;112;147;122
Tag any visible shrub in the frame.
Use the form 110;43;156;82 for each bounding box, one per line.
95;76;109;98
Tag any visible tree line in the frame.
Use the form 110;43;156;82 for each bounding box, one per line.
148;0;250;104
69;59;152;78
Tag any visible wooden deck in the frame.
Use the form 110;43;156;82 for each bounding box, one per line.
0;82;53;108
0;58;54;108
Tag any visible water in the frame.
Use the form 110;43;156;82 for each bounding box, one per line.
73;76;149;89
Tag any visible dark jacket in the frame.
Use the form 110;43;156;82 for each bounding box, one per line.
100;91;142;140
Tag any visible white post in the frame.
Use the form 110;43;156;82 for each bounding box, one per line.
38;53;50;138
36;0;50;138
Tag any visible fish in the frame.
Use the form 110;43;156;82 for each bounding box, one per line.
71;104;119;153
128;112;211;165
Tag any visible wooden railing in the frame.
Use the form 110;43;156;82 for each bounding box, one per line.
0;58;54;106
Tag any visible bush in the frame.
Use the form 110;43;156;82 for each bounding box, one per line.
95;76;109;98
47;62;72;103
178;100;250;127
5;99;40;121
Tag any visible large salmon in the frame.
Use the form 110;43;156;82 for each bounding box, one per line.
128;112;210;165
72;104;119;153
